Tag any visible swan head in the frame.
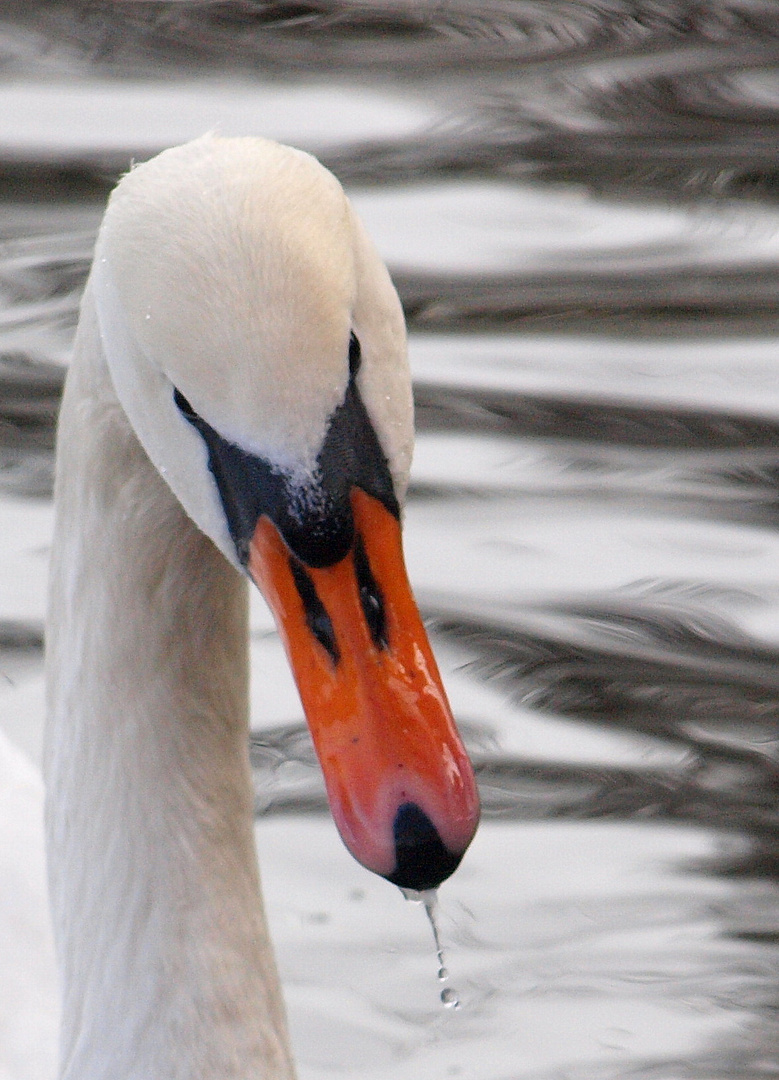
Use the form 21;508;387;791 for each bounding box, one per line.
91;135;479;890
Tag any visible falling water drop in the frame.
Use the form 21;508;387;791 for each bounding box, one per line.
401;887;461;1009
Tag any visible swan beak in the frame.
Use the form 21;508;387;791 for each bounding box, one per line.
248;487;480;890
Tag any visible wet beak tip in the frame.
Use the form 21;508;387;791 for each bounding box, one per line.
384;802;468;892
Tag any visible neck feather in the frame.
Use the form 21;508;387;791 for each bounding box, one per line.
45;286;295;1080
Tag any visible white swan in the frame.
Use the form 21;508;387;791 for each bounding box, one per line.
45;135;479;1080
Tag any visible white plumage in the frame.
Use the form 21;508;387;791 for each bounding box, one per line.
44;134;477;1080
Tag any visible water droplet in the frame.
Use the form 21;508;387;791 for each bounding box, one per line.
401;886;462;1010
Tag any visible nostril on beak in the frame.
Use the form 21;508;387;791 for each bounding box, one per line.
386;802;464;892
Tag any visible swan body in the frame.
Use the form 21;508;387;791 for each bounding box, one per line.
45;135;479;1080
0;729;58;1080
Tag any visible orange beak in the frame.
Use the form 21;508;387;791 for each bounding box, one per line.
248;487;479;889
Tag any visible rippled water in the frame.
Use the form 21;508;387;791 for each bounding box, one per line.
2;3;779;1079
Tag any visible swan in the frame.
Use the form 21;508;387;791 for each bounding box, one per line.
45;134;480;1080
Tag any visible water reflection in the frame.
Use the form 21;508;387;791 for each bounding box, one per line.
2;2;779;1078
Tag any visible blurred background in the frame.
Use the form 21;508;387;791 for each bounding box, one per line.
2;2;779;1078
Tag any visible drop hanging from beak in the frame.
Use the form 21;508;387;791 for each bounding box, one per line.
249;487;480;891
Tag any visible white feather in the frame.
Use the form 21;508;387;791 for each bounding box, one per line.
45;134;413;1079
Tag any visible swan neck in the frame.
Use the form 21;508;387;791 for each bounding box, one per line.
45;287;295;1080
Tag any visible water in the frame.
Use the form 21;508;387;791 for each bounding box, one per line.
400;887;461;1009
3;3;779;1079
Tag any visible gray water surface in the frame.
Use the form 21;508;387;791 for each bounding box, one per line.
2;4;779;1079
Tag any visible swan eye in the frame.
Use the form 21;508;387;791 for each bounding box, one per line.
173;386;200;421
354;535;388;650
289;558;340;664
348;332;361;379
